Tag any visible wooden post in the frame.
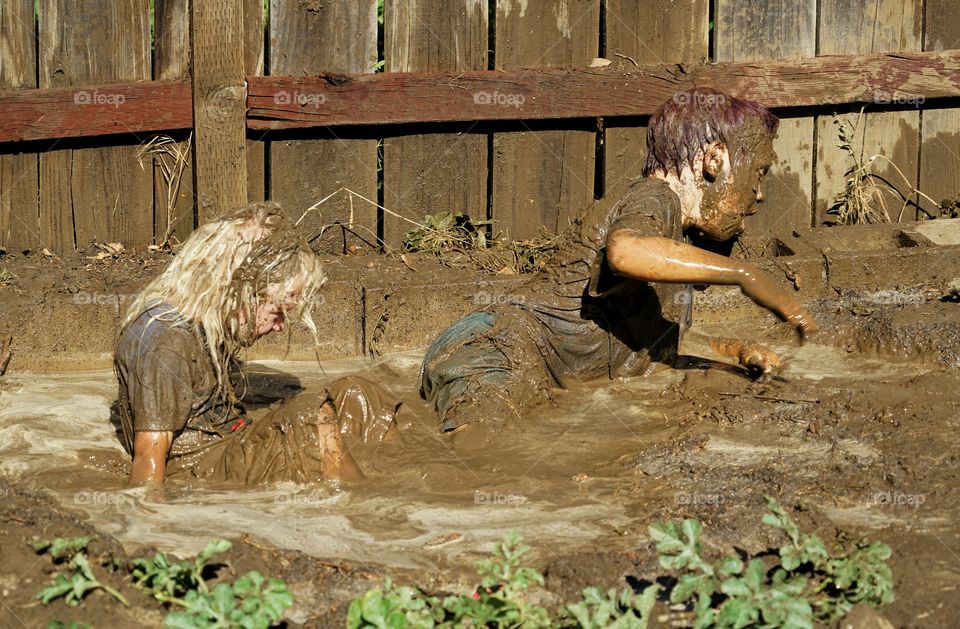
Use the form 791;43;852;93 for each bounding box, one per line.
716;0;816;234
604;0;708;200
191;0;248;222
382;0;488;249
920;0;960;218
492;0;599;240
0;0;39;252
815;0;922;224
269;0;378;252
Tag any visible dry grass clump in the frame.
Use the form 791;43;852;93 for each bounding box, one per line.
828;110;938;225
137;133;192;247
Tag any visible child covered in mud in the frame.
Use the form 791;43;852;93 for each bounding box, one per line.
420;87;818;442
115;202;399;487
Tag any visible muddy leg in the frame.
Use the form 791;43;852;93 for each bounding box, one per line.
316;401;365;482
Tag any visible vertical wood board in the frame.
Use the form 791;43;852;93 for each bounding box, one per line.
269;0;378;253
382;0;488;249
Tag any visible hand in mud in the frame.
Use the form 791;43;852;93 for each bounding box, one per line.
739;272;817;340
782;306;818;341
736;342;782;377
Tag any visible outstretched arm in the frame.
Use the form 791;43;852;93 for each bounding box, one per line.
606;230;817;335
129;430;173;487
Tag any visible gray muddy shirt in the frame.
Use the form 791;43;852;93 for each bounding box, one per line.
114;303;240;457
500;177;685;384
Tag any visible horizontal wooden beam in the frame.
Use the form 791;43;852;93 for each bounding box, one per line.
0;49;958;144
0;80;192;144
247;49;960;130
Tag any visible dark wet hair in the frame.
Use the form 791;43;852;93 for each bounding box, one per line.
641;87;779;177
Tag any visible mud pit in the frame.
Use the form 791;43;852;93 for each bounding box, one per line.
2;234;960;627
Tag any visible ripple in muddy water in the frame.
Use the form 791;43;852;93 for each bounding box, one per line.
0;340;936;576
0;352;685;572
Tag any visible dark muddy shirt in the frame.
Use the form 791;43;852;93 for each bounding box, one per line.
114;303;240;457
502;177;685;383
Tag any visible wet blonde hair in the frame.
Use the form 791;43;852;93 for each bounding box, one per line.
120;201;326;406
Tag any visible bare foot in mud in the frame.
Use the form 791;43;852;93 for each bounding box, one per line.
316;403;365;482
710;338;782;377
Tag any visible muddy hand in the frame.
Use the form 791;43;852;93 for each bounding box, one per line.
782;305;818;340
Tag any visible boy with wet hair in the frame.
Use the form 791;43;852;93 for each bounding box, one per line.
420;87;817;442
115;202;398;486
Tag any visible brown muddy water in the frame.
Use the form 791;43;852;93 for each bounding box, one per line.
2;328;960;626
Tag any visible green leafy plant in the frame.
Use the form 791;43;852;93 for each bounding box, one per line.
347;531;657;629
35;537;293;629
402;211;493;254
132;539;293;629
35;537;129;607
651;496;894;628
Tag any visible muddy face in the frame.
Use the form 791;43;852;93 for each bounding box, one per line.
696;119;775;241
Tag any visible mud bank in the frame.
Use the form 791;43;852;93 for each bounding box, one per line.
2;219;960;373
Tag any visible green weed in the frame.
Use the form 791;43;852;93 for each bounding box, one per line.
132;539;293;629
34;537;293;629
348;498;893;628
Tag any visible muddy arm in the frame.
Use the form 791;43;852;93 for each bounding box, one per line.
606;230;817;335
129;431;173;487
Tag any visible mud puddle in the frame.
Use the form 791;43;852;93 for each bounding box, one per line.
0;352;682;578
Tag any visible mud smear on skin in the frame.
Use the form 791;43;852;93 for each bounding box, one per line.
2;325;960;625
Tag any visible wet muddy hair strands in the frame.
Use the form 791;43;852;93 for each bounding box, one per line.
119;202;327;407
641;87;779;178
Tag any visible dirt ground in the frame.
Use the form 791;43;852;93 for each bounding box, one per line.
2;242;960;627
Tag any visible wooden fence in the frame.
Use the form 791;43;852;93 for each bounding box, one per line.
1;0;959;255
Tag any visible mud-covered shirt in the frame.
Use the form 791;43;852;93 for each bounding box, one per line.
501;177;686;383
114;303;240;457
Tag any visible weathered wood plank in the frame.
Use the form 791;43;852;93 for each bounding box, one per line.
382;0;487;249
0;0;39;251
716;0;816;234
191;0;247;222
2;50;959;145
244;0;265;204
269;0;378;253
492;0;598;240
39;0;153;252
0;81;193;144
815;0;922;224
919;0;960;218
604;0;708;200
247;49;960;130
154;0;195;243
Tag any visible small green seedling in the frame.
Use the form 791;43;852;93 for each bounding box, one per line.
132;539;293;629
35;537;129;607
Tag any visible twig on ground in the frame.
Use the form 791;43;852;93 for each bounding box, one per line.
0;335;12;376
